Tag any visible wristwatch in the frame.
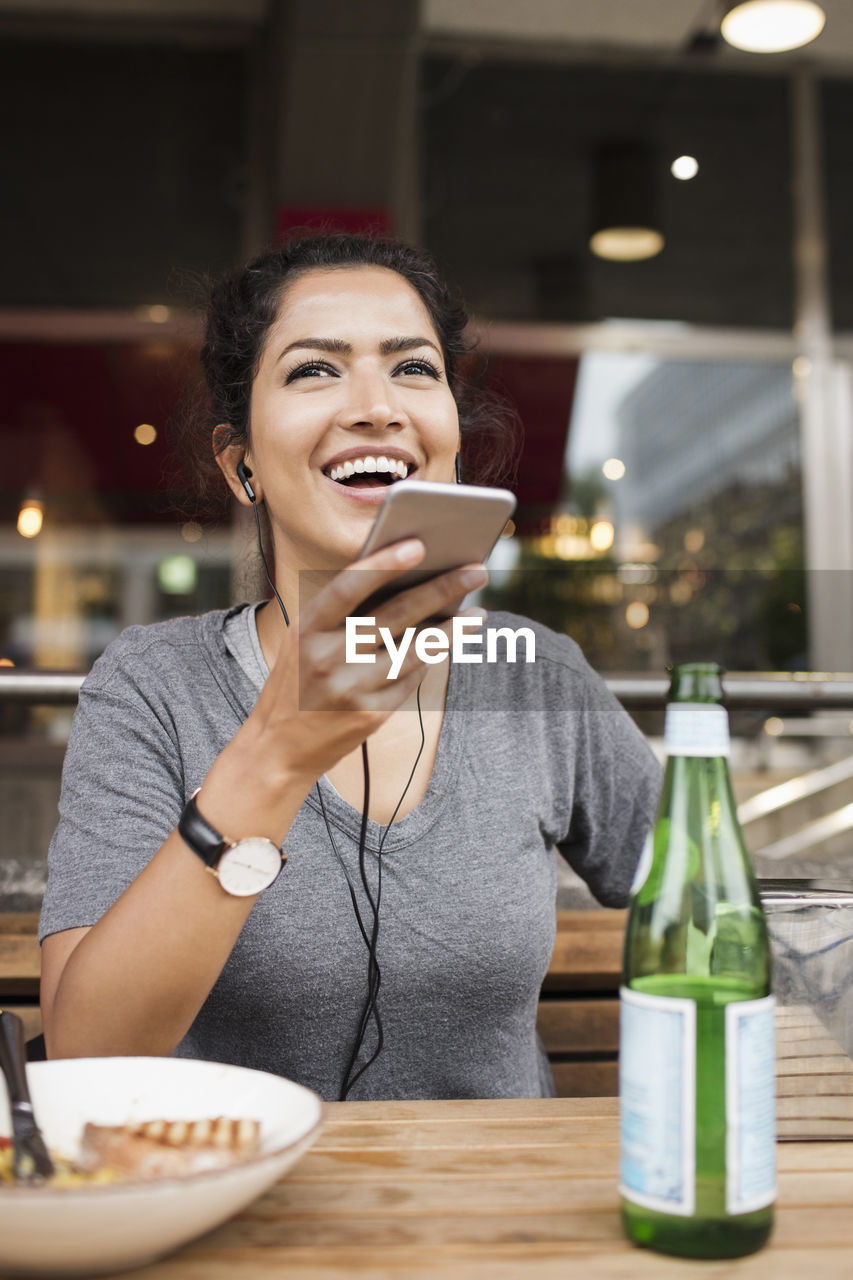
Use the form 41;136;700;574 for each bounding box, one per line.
178;789;286;897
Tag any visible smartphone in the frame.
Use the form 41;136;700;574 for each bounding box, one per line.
354;479;516;616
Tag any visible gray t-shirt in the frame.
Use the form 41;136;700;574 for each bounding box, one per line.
40;606;660;1101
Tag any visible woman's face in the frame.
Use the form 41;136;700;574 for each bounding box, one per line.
244;266;460;573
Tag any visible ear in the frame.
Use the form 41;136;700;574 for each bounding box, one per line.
213;426;261;507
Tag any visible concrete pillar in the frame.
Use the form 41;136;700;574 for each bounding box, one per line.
265;0;422;244
791;70;853;672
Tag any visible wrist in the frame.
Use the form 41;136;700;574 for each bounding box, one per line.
178;789;286;897
199;724;315;847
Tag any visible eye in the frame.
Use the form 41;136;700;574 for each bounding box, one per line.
395;357;442;380
285;359;338;383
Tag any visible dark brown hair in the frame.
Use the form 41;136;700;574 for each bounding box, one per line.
194;232;520;498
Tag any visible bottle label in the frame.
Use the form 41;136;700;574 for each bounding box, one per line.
726;995;776;1214
619;986;696;1215
665;703;730;757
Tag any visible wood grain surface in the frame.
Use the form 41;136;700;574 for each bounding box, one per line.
117;1098;853;1280
0;913;40;998
777;1006;853;1139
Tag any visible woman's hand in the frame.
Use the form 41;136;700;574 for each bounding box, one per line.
203;540;487;836
257;538;486;776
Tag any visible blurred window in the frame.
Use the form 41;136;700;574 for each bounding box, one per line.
484;352;806;673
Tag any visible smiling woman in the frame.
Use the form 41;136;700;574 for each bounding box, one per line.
36;233;661;1104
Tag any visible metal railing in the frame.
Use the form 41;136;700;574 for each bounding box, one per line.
1;668;852;878
0;674;84;703
606;673;853;711
2;669;852;868
2;670;853;709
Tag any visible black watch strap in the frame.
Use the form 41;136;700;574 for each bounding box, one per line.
178;789;228;868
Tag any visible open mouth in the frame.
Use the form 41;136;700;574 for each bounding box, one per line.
323;455;415;489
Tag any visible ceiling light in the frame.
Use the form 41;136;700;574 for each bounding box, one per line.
17;497;44;539
590;520;615;552
602;458;626;481
721;1;826;53
589;143;665;263
626;601;650;630
134;423;157;446
590;229;665;262
671;155;699;180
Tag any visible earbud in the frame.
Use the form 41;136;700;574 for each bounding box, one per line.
455;452;462;485
236;459;256;503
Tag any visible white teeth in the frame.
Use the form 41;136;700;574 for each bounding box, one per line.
326;455;412;482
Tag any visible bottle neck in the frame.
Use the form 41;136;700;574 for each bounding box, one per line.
668;662;724;704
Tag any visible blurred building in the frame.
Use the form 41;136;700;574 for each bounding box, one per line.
617;361;800;531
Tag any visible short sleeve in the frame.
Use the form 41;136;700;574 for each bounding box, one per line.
556;670;661;908
38;676;184;942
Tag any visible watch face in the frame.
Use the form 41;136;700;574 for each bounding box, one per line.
217;838;282;897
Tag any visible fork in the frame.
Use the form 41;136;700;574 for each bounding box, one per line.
0;1009;54;1182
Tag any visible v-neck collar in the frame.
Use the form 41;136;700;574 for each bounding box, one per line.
305;655;467;854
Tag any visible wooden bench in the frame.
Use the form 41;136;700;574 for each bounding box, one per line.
0;912;43;1044
7;909;853;1130
537;909;624;1095
0;909;627;1092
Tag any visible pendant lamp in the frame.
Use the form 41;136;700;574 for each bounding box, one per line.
721;1;826;53
589;142;664;263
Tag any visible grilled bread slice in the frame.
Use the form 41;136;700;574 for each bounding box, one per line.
77;1116;261;1179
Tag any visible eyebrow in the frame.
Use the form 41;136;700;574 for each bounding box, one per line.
276;335;442;362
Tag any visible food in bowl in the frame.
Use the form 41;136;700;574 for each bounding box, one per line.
78;1115;261;1178
0;1057;323;1275
0;1136;119;1187
0;1115;262;1186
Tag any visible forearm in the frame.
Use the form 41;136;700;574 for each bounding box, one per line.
44;738;315;1059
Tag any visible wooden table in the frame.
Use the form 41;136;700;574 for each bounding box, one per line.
119;1097;853;1280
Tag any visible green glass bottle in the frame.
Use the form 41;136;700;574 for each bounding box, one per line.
620;662;775;1259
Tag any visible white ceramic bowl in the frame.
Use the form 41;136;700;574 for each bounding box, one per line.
0;1056;324;1276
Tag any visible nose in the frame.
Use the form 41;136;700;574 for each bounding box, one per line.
337;364;405;432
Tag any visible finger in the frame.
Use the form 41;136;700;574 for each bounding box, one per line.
307;539;426;631
301;608;451;707
296;649;420;716
358;662;427;713
369;564;489;637
361;608;485;688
